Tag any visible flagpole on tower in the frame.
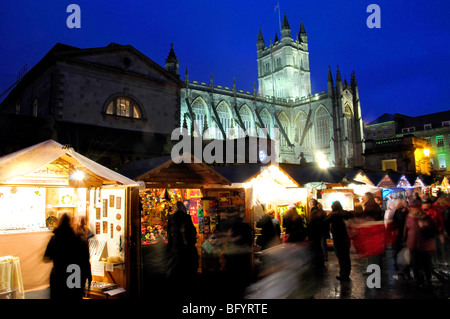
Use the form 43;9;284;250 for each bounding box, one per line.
274;2;281;33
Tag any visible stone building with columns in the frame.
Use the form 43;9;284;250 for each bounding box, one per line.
177;13;365;167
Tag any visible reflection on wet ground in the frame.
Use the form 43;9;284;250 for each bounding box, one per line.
312;247;450;299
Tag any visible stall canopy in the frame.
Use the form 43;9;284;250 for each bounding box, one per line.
278;165;372;189
119;154;231;188
212;164;306;208
0;139;138;187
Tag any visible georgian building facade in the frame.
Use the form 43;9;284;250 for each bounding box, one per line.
178;14;365;167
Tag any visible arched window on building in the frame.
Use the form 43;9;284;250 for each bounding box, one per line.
239;105;254;137
278;112;290;147
106;96;142;119
191;98;209;137
315;106;331;149
343;105;353;143
216;102;232;139
295;111;312;149
259;108;272;138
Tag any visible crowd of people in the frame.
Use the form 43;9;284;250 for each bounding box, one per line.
253;191;450;289
42;191;450;300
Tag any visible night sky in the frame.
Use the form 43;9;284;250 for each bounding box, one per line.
0;1;448;123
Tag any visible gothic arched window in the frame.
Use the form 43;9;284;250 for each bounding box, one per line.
106;96;142;119
315;106;331;149
216;102;232;139
343;105;353;143
191;98;209;137
295;111;311;148
278;112;289;146
259;108;272;137
239;105;254;137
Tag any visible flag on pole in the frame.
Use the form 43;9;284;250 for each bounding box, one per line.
274;2;279;12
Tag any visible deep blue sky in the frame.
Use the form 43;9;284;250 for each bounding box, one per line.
0;1;448;123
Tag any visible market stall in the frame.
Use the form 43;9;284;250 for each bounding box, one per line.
119;154;232;295
0;140;140;298
211;164;307;247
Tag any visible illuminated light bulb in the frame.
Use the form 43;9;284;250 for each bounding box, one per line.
72;170;84;181
316;151;329;169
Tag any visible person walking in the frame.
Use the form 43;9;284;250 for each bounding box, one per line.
308;199;328;269
283;207;307;243
256;209;281;250
403;201;438;287
391;199;409;273
361;192;383;221
222;212;254;298
361;192;384;269
166;201;199;299
423;197;445;264
44;213;92;299
324;201;353;281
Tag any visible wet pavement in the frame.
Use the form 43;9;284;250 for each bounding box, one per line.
24;243;450;300
312;246;450;299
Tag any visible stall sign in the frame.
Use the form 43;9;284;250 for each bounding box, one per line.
321;192;354;211
3;163;69;186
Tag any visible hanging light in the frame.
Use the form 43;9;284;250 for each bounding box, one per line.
316;151;329;169
71;170;85;181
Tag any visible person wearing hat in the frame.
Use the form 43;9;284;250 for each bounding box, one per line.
404;200;438;287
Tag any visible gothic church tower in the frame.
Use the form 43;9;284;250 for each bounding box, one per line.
257;13;311;100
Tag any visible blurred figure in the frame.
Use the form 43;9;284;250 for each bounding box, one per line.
422;198;445;264
441;195;450;241
166;201;199;299
404;201;438;287
361;192;384;269
283;207;307;243
256;209;281;250
375;196;385;220
361;192;383;221
222;212;253;298
245;242;316;299
308;198;329;269
324;201;353;281
384;199;396;228
73;215;94;243
392;199;409;273
44;213;92;300
412;192;421;204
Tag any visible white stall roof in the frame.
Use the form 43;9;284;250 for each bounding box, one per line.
0;140;138;187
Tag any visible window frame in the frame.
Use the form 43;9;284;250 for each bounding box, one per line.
105;96;143;119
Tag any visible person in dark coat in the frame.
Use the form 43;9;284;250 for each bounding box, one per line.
324;201;353;281
283;207;307;243
308;199;328;268
166;201;199;298
256;210;281;250
222;212;254;298
392;199;409;271
44;213;92;300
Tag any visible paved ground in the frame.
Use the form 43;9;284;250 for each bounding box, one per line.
312;247;450;299
24;243;450;300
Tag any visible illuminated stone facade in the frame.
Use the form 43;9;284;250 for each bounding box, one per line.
178;14;365;167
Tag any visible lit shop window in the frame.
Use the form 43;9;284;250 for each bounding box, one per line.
106;96;142;119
